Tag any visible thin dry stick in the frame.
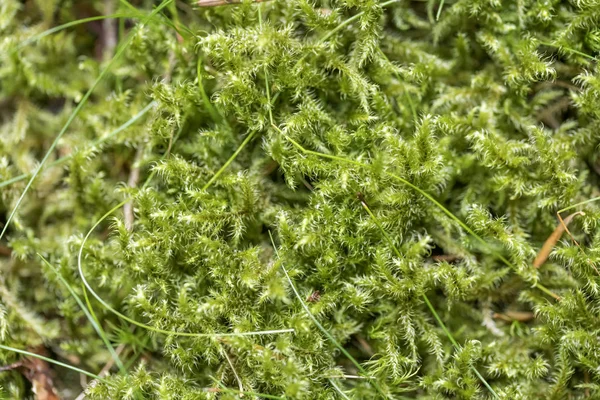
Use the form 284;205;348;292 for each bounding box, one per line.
223;351;244;397
533;211;584;268
123;31;179;230
103;0;117;61
493;311;534;323
123;147;143;231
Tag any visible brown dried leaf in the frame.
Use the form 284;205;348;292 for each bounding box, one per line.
533;211;584;268
21;347;60;400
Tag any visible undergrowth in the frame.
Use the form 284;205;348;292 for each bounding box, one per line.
1;0;600;399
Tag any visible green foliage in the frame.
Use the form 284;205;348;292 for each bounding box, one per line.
0;0;600;398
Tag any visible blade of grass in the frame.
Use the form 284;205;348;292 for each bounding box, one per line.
329;379;351;400
0;0;174;243
20;14;134;48
197;57;224;124
38;254;125;374
0;102;155;189
37;253;127;374
257;4;274;125
79;115;187;351
272;123;561;301
557;196;600;215
268;231;390;399
435;0;445;20
360;200;499;398
201;130;259;191
0;344;104;381
20;10;192;50
222;350;244;396
538;41;596;61
76;123;291;338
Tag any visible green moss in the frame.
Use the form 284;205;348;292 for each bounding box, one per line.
0;0;599;398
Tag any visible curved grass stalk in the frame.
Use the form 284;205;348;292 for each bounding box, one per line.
77;201;293;338
38;254;126;374
538;41;596;61
292;0;399;72
197;58;223;124
0;102;155;189
361;202;499;398
436;0;445;20
0;0;174;242
76;120;289;339
557;196;600;215
257;4;274;125
319;0;399;45
0;344;104;381
20;14;134;48
201;130;259;191
329;379;351;400
378;49;418;123
268;232;390;399
271;123;561;301
20;12;192;50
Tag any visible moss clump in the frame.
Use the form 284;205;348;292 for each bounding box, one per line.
1;0;600;398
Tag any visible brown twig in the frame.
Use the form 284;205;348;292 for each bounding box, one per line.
0;360;24;371
533;211;584;268
103;0;117;62
223;351;244;398
493;310;535;323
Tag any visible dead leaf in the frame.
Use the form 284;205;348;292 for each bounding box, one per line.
533;211;584;268
20;347;60;400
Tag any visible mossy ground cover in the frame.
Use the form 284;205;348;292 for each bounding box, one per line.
1;0;600;398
